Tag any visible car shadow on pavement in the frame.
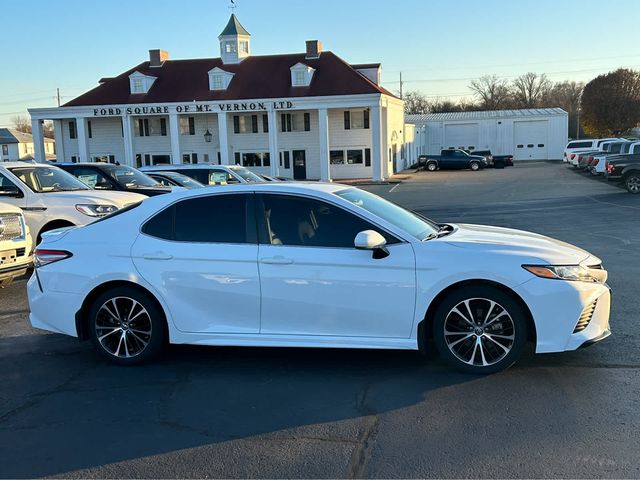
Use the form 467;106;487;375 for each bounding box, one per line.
1;333;483;478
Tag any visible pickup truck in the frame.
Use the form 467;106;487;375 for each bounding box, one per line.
0;201;32;287
418;149;488;171
563;138;622;164
589;141;640;175
604;153;640;193
470;150;514;168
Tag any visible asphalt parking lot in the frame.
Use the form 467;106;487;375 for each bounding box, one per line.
1;162;639;479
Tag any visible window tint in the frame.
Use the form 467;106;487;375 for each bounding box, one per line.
0;172;21;193
143;194;252;244
569;141;592;148
260;194;396;248
70;167;114;189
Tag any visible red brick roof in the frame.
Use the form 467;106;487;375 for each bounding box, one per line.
63;52;397;107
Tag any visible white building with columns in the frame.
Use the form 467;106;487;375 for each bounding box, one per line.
28;14;407;181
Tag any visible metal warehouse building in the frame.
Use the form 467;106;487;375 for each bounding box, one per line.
407;108;568;161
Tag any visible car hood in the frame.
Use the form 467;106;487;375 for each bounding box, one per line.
443;223;595;265
42;190;146;207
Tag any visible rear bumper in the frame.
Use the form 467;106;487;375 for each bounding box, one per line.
27;273;83;336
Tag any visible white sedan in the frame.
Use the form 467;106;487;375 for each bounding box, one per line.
27;183;611;373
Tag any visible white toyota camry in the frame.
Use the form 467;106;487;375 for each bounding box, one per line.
27;183;611;373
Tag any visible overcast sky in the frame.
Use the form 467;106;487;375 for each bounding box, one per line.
1;0;639;126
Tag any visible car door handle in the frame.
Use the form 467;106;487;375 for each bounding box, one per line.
142;252;173;261
260;256;294;265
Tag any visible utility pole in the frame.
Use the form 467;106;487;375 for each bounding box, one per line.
56;88;61;107
399;72;403;99
576;108;580;140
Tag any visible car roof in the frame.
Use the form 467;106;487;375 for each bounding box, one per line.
141;164;229;171
0;162;58;169
57;162;121;169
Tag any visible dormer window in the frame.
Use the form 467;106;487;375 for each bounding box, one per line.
129;71;157;95
290;62;315;87
133;79;144;93
211;75;223;90
208;67;234;91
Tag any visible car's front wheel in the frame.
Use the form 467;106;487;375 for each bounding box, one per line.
426;161;438;172
433;286;527;374
624;173;640;194
88;286;166;365
469;161;480;171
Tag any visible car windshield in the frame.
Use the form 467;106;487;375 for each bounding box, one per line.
109;166;160;188
162;173;204;189
335;188;439;241
228;166;264;182
9;166;90;193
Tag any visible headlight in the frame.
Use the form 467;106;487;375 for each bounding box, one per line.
523;264;605;284
75;204;118;217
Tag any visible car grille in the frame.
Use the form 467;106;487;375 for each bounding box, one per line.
0;214;24;241
574;300;597;333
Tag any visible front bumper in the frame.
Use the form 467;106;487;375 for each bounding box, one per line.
514;277;611;354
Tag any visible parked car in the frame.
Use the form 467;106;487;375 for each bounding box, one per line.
419;149;488;171
0;163;146;243
28;183;610;374
146;171;205;189
57;163;174;197
0;201;32;287
140;164;264;185
470;150;514;168
563;138;621;164
590;141;640;176
604;153;640;193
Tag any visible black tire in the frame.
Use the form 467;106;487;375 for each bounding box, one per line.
469;161;480;171
432;285;527;374
88;286;166;365
624;173;640;194
426;161;438;172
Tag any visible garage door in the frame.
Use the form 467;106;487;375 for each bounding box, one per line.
444;123;479;151
513;120;548;160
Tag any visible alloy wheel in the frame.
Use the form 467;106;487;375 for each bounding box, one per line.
427;163;437;171
626;175;640;193
95;296;152;358
470;162;479;171
443;298;515;367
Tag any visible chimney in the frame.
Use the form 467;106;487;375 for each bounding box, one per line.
305;40;323;59
149;49;169;67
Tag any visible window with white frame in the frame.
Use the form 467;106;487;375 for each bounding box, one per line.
132;78;144;93
1;145;8;156
225;42;236;53
344;110;370;130
135;118;167;137
233;114;258;134
280;112;311;132
294;71;305;86
179;117;195;135
239;41;249;53
329;148;370;166
238;152;270;167
211;75;223;90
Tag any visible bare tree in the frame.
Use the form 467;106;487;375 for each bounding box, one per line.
43;121;54;139
542;81;585;137
11;115;31;134
403;91;430;114
469;75;511;109
511;72;552;108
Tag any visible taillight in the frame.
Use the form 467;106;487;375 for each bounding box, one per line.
570;154;576;160
593;158;599;165
34;249;73;268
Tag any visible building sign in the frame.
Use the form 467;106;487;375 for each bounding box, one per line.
93;101;294;117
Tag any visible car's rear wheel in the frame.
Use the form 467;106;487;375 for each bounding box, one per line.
433;285;527;374
624;173;640;194
470;161;480;171
88;286;166;365
426;161;438;172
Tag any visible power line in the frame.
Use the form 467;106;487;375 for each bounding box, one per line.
382;64;640;85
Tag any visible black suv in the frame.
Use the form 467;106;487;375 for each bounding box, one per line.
57;163;172;197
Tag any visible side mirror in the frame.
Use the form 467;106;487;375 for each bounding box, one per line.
0;186;23;198
354;230;389;259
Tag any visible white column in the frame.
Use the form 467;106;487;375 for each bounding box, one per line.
370;105;384;182
217;112;230;165
52;119;65;162
267;109;279;177
318;108;331;182
75;117;89;162
169;113;181;164
31;118;46;163
122;116;134;166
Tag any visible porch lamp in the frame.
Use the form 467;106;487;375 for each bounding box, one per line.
204;129;213;143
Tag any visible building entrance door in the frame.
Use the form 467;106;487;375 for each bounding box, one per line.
293;150;306;180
